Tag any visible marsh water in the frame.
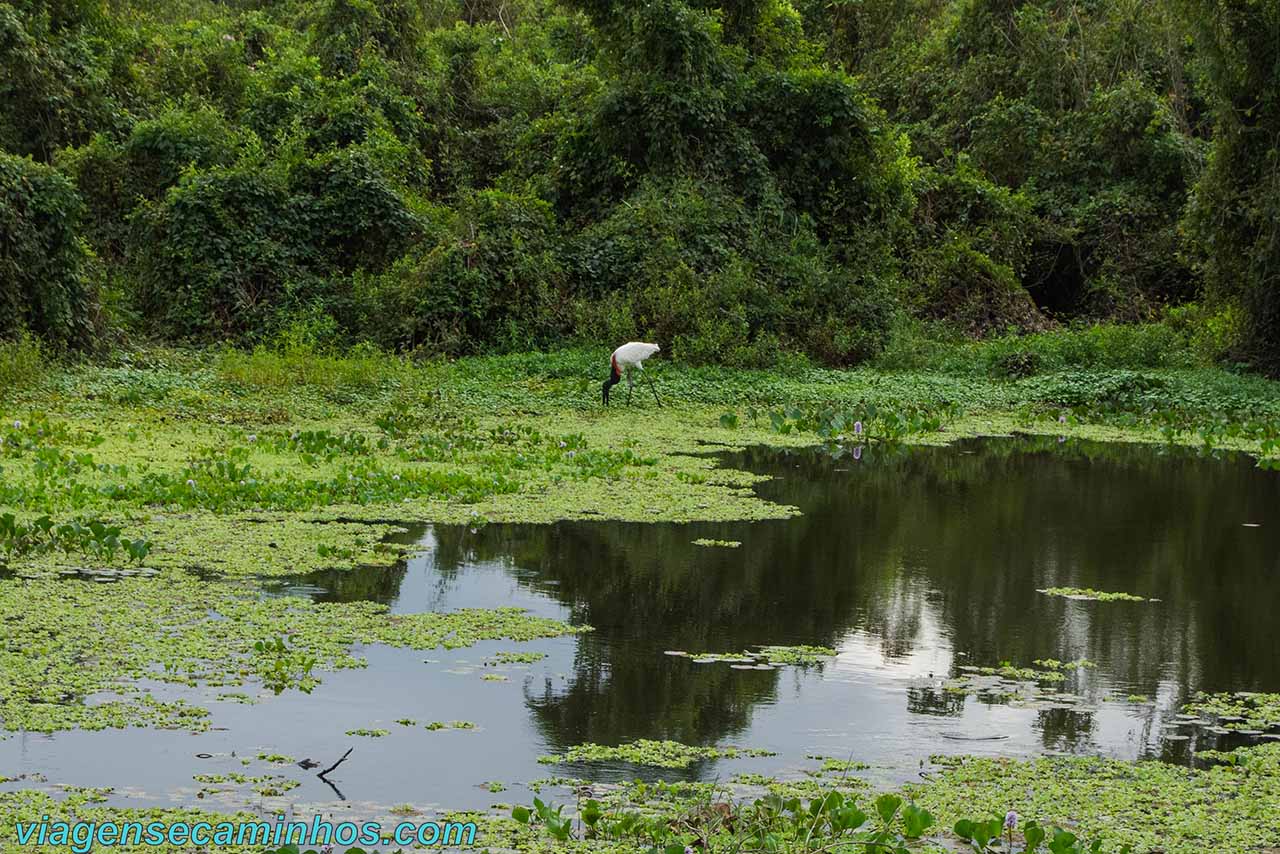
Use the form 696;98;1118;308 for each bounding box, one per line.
4;435;1279;817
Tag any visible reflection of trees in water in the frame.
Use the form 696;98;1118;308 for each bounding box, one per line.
1035;705;1097;753
304;561;409;604
430;522;810;749
523;643;782;754
907;687;966;717
350;438;1280;756
750;439;1280;698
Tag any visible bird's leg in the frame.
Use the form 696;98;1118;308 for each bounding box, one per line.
626;369;634;404
645;371;662;407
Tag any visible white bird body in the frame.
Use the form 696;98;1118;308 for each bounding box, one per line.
603;342;662;406
611;341;661;372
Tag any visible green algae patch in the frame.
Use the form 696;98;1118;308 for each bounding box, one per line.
538;739;775;769
0;571;588;733
692;538;741;548
1037;587;1153;602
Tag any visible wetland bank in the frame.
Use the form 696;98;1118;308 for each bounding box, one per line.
2;347;1280;852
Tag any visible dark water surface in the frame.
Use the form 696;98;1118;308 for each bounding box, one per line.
3;436;1279;817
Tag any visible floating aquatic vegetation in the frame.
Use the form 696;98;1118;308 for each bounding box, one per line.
487;651;546;665
253;636;318;694
537;739;775;769
0;512;151;564
962;661;1067;682
1037;587;1154;602
425;720;477;730
0;570;588;733
1182;691;1280;731
937;659;1094;711
192;772;299;797
908;744;1280;854
758;644;837;665
663;644;835;668
252;777;300;797
254;753;294;765
1032;658;1096;670
808;756;871;774
514;784;936;851
691;538;741;548
525;775;587;794
345;728;389;737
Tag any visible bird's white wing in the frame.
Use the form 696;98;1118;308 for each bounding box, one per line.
614;342;661;367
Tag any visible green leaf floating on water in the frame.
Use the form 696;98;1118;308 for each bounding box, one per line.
538;739;776;768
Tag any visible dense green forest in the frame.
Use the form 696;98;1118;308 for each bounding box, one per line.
2;0;1278;371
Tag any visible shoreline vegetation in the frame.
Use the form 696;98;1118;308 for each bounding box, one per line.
1;330;1279;851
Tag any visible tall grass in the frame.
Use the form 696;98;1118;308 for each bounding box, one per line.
872;319;1200;375
0;334;47;399
217;342;417;391
216;318;416;392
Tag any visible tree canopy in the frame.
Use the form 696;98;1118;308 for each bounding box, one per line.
1;0;1277;371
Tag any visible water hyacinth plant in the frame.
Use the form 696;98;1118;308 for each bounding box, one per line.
513;788;937;853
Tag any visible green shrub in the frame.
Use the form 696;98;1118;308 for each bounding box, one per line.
913;240;1048;338
0;1;128;159
310;0;424;75
123;108;241;200
132;163;304;339
287;145;422;273
58;108;243;262
355;189;567;354
1176;0;1280;375
1163;302;1241;365
0;152;95;346
572;178;892;366
132;145;418;340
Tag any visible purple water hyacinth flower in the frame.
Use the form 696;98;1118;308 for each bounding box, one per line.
1004;810;1018;831
852;446;862;461
853;421;864;436
1059;414;1068;424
